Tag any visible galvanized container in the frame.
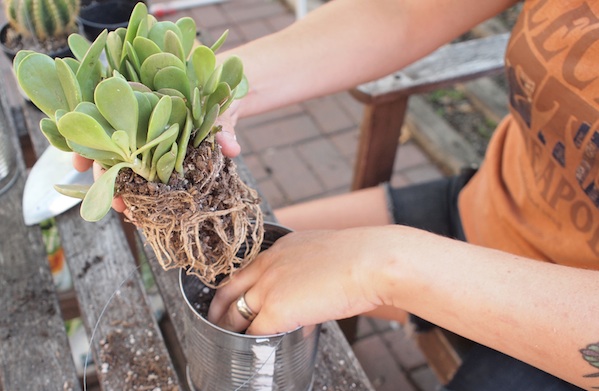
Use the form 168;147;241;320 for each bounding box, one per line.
180;222;320;391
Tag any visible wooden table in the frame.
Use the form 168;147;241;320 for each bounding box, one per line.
0;57;374;390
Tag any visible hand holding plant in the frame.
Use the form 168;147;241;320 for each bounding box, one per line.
14;2;264;287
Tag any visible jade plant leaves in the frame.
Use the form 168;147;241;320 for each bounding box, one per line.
58;112;125;157
40;118;70;152
13;1;249;222
221;56;244;91
55;58;82;111
140;52;185;89
76;30;108;102
80;162;132;222
176;17;196;57
16;53;69;120
190;45;215;90
95;77;139;149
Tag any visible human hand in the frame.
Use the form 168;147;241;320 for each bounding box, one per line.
208;227;394;335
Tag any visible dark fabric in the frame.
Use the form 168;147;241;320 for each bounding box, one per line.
388;167;477;242
440;344;583;391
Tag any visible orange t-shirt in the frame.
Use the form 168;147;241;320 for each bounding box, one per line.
459;0;599;268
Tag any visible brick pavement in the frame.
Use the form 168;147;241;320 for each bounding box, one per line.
164;1;445;389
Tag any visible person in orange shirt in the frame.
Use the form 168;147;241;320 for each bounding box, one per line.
76;0;599;389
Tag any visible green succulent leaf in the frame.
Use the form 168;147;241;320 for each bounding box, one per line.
95;77;139;149
80;162;132;222
39;118;70;152
192;87;202;122
67;141;123;167
176;17;196;58
140;52;185;90
164;30;185;62
16;53;69;120
125;61;141;82
68;33;92;62
193;103;219;147
13;50;36;72
62;58;81;75
144;91;160;107
169;96;188;129
156;142;177;184
150;125;178;180
106;31;124;71
136;14;149;38
129;82;152;93
189;45;215;90
221;56;244;90
206;83;232;115
53;184;91;200
146;95;172;143
55;58;82;111
133;36;162;65
210;29;229;52
125;41;142;75
234;75;250;99
76;30;108;102
157;88;185;99
154;66;190;100
112;130;131;155
57;112;125;157
74;102;116;135
175;110;193;173
148;21;182;50
134;91;152;146
123;2;149;49
203;64;223;96
134;123;179;156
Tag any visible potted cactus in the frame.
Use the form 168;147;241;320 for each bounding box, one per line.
0;0;80;59
13;2;264;288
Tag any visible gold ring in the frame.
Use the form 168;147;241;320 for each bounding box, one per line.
236;293;257;322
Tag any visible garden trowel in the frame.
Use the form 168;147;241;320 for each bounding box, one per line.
22;145;93;226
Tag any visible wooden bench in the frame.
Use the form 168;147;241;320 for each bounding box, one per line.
0;55;376;391
347;32;510;384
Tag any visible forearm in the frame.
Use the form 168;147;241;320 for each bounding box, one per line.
376;226;599;389
219;0;519;118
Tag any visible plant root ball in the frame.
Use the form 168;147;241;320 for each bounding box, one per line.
117;142;264;288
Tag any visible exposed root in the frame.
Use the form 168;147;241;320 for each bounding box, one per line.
117;143;264;288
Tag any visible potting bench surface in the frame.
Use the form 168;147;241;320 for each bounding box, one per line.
0;67;374;390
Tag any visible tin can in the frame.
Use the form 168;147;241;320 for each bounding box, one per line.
179;222;320;391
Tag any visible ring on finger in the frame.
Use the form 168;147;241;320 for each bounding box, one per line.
236;293;257;322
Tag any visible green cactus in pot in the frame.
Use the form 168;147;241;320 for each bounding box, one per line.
2;0;80;54
13;2;264;288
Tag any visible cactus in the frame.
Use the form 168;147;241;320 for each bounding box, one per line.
4;0;80;42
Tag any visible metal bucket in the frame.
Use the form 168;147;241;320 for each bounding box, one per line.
179;222;320;391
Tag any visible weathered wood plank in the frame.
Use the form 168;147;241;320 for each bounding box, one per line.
352;33;509;104
22;92;182;390
0;83;81;390
352;97;408;189
406;95;482;175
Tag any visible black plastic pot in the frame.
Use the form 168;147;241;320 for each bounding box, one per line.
79;0;137;40
0;23;75;61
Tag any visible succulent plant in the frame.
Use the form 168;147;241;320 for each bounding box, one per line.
4;0;80;42
14;2;247;222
